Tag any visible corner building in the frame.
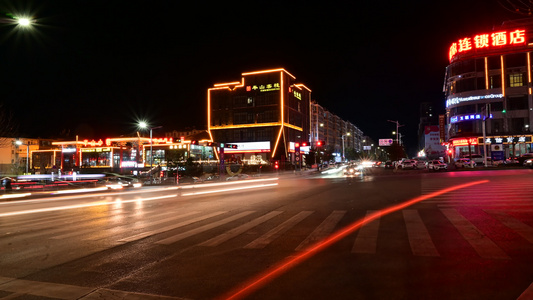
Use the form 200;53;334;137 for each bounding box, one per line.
444;19;533;158
208;69;311;164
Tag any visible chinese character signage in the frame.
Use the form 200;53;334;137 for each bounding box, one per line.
246;83;280;92
477;136;532;144
449;29;526;62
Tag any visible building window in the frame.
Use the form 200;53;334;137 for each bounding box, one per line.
507;95;528;110
509;73;524;87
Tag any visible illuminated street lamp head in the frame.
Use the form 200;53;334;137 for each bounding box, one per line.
138;121;148;129
18;18;31;26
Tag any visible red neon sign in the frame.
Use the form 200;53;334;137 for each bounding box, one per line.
449;29;526;61
452;138;478;146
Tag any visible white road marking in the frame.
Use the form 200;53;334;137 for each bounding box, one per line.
403;209;439;257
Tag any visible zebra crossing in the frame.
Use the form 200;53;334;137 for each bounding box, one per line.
2;204;532;262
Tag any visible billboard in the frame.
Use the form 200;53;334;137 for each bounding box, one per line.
424;126;446;158
379;139;393;146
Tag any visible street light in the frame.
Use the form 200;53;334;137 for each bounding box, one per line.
342;132;351;162
15;140;29;174
138;122;162;184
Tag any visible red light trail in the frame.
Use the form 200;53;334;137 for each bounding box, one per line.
219;180;489;300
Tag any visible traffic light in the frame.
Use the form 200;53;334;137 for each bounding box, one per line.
207;142;217;147
191;140;198;145
316;141;324;147
225;144;237;149
274;161;279;169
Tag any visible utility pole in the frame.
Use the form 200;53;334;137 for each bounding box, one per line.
387;120;404;145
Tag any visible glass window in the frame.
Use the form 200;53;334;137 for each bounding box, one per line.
509;73;524;87
507;95;528;110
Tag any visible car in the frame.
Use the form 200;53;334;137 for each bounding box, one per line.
413;160;427;169
518;153;533;165
384;160;394;169
427;160;448;171
105;176;142;189
399;159;417;169
524;158;533;168
462;154;484;166
454;158;473;168
344;164;362;176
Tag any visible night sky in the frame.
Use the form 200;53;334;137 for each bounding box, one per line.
0;0;522;155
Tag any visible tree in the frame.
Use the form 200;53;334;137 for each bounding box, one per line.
387;142;406;161
0;104;18;145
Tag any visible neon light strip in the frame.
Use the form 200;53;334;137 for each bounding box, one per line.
485;57;489;90
242;68;296;79
527;52;531;95
220;180;490;300
294;84;312;92
209;123;302;132
501;55;506;97
271;71;285;158
210;123;283;130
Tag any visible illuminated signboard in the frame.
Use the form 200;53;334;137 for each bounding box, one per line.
246;83;280;92
452;138;478;146
449;29;526;62
450;113;493;123
478;136;532;144
446;94;503;108
293;90;302;100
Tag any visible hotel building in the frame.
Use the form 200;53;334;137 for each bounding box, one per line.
444;19;533;159
208;69;311;164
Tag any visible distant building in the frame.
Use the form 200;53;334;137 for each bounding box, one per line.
444;18;533;159
311;101;364;159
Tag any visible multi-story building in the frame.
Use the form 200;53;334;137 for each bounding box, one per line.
0;138;52;174
310;101;364;159
207;68;311;164
444;19;533;159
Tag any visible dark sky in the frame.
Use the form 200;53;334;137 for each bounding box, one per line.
0;0;522;155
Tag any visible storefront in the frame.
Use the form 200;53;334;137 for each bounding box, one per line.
450;135;532;159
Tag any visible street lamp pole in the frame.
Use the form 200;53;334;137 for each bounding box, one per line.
139;122;162;184
387;120;404;144
15;140;29;174
342;132;350;162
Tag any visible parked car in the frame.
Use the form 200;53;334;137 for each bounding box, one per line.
384;160;394;169
505;157;520;165
454;158;473;168
399;159;417;169
427;160;448;171
518;153;533;165
462;154;484;166
413;160;427;169
524;158;533;168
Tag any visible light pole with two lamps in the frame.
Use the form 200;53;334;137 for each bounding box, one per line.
342;132;350;162
15;140;29;174
138;122;162;184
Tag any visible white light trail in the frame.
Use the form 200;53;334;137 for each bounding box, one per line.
0;194;177;218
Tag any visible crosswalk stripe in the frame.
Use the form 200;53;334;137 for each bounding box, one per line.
155;211;255;245
440;208;510;259
296;210;346;251
244;211;314;249
352;211;380;254
199;211;283;247
403;209;439;257
484;210;533;244
118;211;227;243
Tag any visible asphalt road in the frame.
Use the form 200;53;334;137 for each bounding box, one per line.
1;168;533;299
